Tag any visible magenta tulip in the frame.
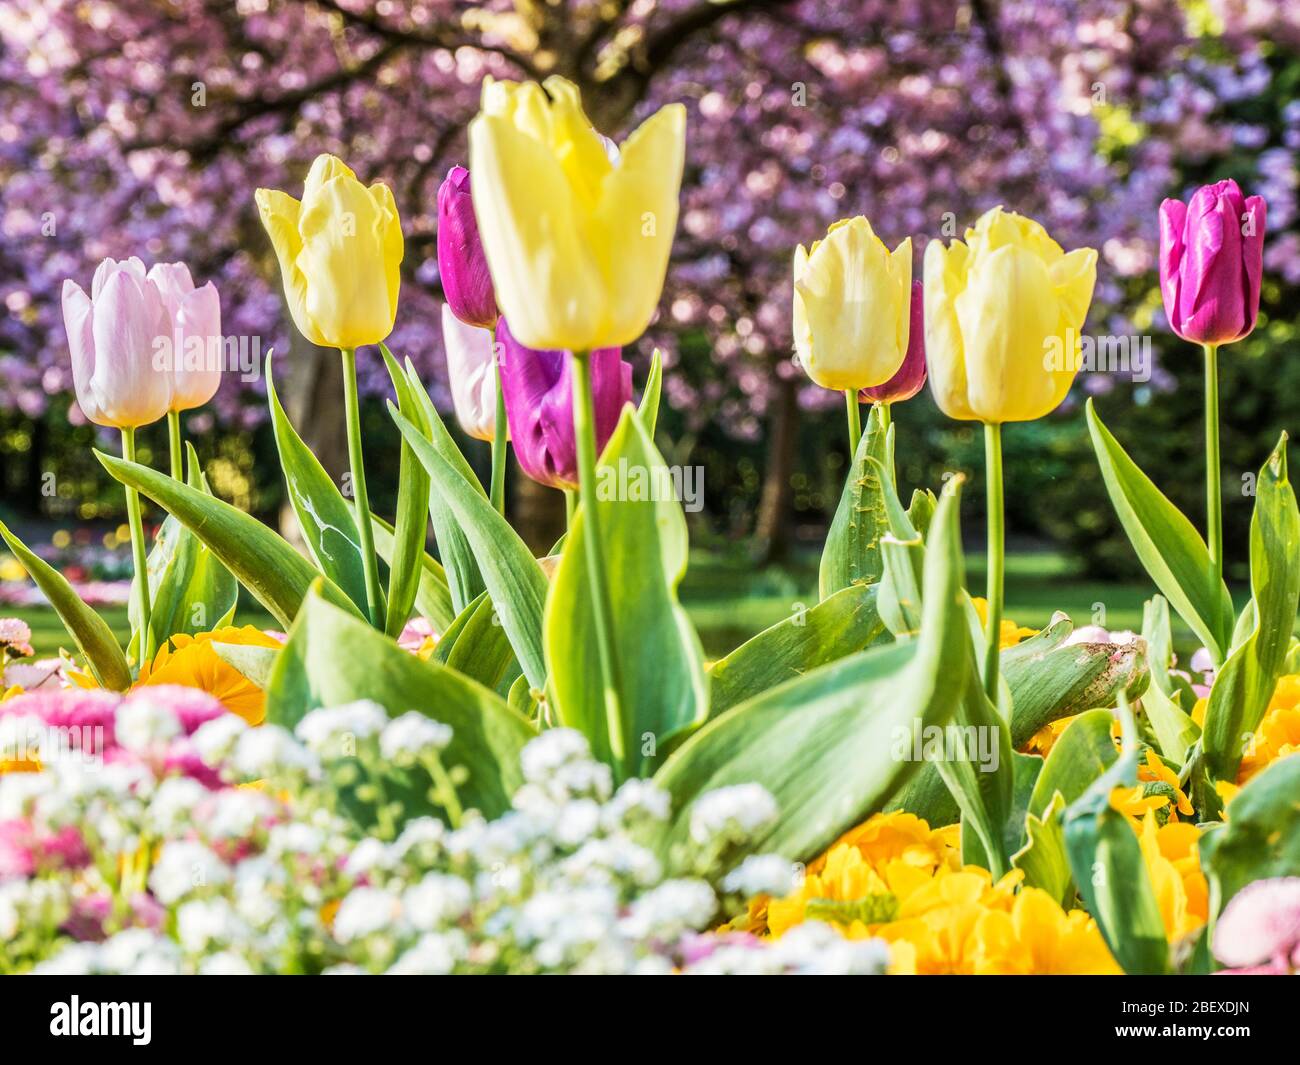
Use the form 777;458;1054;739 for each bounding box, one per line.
437;165;498;330
496;317;632;491
859;281;926;405
62;257;173;429
147;262;223;412
1159;180;1266;346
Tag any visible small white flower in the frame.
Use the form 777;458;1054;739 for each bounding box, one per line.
379;712;453;762
198;951;256;975
321;963;368;976
390;816;445;861
403;873;472;931
177;897;250;954
149;840;231;905
333;887;404;943
115;695;183;753
99;928;182;975
689;784;778;845
0;714;45;763
386;931;466;975
232;724;319;779
619;879;716;941
295;700;388;752
519;728;592;783
602;778;672;829
267;821;325;858
343;837;392;877
147;776;209;834
32;942;102;975
722;854;797;898
201;789;276;840
552;798;602;847
191;713;249;765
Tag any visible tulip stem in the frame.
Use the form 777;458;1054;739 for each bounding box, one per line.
571;350;626;772
564;489;577;530
1204;343;1222;592
341;347;384;629
878;401;891;435
489;328;508;515
121;427;154;666
167;411;183;481
982;422;1005;704
844;390;862;455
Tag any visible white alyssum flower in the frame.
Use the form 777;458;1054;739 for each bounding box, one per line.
403;873;472;931
114;695;183;752
198;951;256;975
191;713;249;765
177;897;251;954
386;931;467;974
689;783;779;845
602;777;672;829
232;724;319;779
295;700;388;752
98;928;182;975
722;854;797;899
149;840;231;905
202;789;276;840
147;776;209;835
379;712;453;762
343;837;392;876
619;879;717;941
333;887;404;943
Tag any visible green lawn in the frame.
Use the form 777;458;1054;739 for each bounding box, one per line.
6;549;1237;662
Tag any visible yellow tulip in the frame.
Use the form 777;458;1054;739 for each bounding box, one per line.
924;206;1096;424
255;154;403;349
467;76;686;352
793;217;912;391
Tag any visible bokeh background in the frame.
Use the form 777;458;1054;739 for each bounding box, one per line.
2;0;1298;653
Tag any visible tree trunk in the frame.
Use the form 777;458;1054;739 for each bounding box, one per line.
752;375;798;564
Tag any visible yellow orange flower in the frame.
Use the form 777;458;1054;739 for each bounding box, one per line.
757;811;1117;974
1136;812;1208;940
136;625;282;724
1023;715;1076;756
969;597;1036;648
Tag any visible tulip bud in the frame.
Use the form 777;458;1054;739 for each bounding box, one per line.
256;154;403;349
468;76;685;352
437;166;498;329
147;262;223;412
793;217;912;392
441;303;500;442
62;257;173;429
1159;180;1266;346
925;207;1097;424
496;317;631;491
860;281;927;405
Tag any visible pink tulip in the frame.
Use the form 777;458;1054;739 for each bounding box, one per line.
496;318;632;491
62;257;173;428
437;166;498;329
1159;180;1266;346
441;302;499;442
147;262;223;411
859;281;927;405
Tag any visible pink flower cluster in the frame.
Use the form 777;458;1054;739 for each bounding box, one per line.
1213;877;1300;975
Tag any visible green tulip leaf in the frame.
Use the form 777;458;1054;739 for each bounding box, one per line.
638;348;663;438
1086;399;1234;664
264;582;534;820
653;475;970;870
1062;702;1171;974
368;513;455;633
400;357;486;614
706;583;885;719
1201;434;1300;782
266;353;372;618
209;640;279;691
545;405;709;778
819;403;891;601
130;443;238;649
433;591;518;693
95;450;357;630
1200;754;1300;917
0;518;132;690
1012;793;1072;907
390;403;548;691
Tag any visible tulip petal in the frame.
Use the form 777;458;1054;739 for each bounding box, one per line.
171;281;223;411
597;103;687;347
469;110;604;351
441;303;498;441
62;279;102;423
88;269;172;427
1240;195;1266;341
1158;197;1188;332
256;188;317;346
923;237;977;421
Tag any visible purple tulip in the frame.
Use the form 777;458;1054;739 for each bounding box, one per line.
496;317;632;491
437;166;498;330
1159;180;1266;346
859;280;926;405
